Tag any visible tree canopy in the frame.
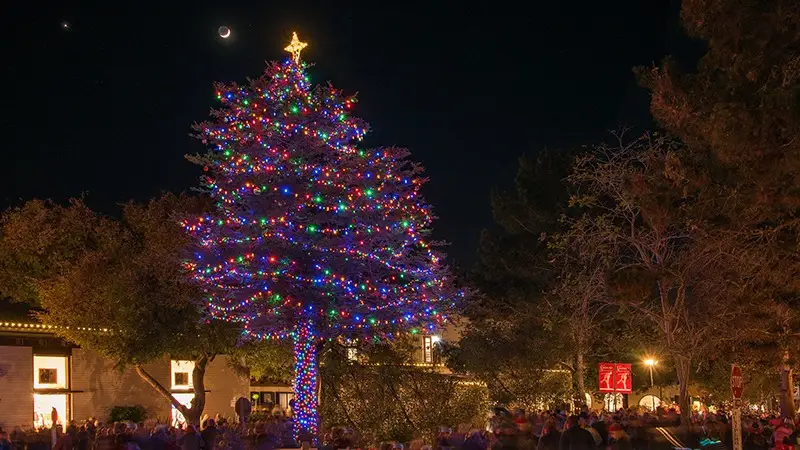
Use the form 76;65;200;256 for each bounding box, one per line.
0;194;240;424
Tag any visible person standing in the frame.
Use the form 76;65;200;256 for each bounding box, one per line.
0;431;12;450
53;426;75;450
559;416;596;450
537;418;561;450
200;420;219;450
180;426;203;450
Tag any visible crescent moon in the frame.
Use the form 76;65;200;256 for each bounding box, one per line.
219;27;231;39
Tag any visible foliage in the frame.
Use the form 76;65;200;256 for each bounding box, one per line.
562;132;745;423
229;340;294;385
0;194;241;424
320;341;488;446
109;405;148;424
450;149;604;406
638;0;800;416
0;198;101;304
444;317;572;410
185;58;458;342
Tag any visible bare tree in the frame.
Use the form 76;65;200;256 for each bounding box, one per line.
564;133;739;425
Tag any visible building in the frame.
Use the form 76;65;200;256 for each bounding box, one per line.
0;315;465;427
0;321;249;429
249;325;464;411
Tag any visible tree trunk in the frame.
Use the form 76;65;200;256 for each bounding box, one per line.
779;351;796;418
135;355;210;426
293;319;319;444
186;356;210;425
675;356;692;427
576;350;587;407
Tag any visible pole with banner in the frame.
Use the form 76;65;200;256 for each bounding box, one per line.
731;364;743;450
598;363;632;412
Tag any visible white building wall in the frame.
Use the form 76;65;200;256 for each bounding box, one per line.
71;348;171;422
203;355;250;419
0;346;34;428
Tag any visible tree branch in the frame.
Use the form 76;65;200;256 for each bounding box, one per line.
135;365;189;417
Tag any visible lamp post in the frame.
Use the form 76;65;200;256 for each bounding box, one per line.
645;359;658;412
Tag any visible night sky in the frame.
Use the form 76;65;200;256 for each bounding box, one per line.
3;1;693;266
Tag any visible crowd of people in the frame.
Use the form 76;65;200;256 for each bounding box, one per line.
451;407;800;450
0;412;296;450
1;407;798;450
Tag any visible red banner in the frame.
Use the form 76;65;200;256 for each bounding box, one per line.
615;363;632;394
599;363;615;392
598;362;632;394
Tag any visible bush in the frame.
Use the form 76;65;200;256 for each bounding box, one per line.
109;405;148;423
321;363;488;446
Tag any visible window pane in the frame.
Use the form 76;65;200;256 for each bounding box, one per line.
171;360;195;389
34;394;68;428
171;393;195;427
423;336;433;363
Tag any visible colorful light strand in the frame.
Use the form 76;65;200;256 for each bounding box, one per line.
293;319;318;440
185;33;460;441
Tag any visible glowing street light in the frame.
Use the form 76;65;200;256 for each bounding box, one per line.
644;358;658;411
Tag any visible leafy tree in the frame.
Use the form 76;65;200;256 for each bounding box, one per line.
0;198;100;304
0;194;239;425
564;133;741;424
639;0;800;417
450;150;594;407
230;340;294;386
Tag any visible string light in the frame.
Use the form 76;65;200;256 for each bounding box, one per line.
293;319;318;439
185;34;460;441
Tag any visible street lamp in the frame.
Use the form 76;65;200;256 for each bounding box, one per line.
644;358;658;412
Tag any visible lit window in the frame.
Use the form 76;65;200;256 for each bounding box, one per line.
33;356;67;389
422;336;433;363
171;360;194;389
171;393;194;426
34;394;68;428
639;395;661;412
277;392;294;409
603;393;623;412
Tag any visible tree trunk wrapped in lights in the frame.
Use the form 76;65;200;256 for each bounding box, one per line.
293;319;319;441
184;33;459;441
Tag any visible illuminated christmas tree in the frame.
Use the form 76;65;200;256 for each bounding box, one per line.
184;33;459;440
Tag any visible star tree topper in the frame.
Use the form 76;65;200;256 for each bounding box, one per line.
284;32;308;64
